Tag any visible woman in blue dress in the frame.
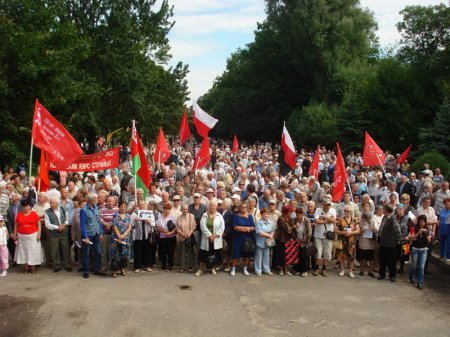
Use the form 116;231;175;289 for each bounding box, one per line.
230;202;255;276
109;201;132;277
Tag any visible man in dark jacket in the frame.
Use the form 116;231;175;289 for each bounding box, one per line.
396;175;415;199
378;204;402;282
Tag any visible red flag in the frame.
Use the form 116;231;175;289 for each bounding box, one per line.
32;99;83;167
179;110;191;145
192;102;218;138
309;145;321;179
232;134;239;154
363;131;385;167
131;123;151;198
281;124;296;169
397;144;412;165
332;143;347;202
154;128;171;164
194;137;211;170
38;150;49;192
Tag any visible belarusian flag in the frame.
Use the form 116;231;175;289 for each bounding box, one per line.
131;122;151;199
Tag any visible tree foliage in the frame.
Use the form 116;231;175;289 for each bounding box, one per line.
200;1;450;160
0;0;189;167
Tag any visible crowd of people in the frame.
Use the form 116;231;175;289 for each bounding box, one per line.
0;140;449;291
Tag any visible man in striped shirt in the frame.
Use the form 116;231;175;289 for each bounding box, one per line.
100;196;119;272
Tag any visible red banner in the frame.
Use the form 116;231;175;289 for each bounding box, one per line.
48;147;120;172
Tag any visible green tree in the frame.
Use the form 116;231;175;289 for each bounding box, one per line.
419;101;450;159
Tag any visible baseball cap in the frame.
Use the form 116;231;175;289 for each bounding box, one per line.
194;192;202;198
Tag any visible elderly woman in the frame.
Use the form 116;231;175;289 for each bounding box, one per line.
273;206;295;276
230;202;255;276
110;201;131;277
358;202;378;277
293;208;312;277
408;214;432;290
176;204;196;273
254;208;275;276
13;200;42;273
335;205;360;278
396;203;413;274
157;203;177;271
195;200;225;276
132;201;155;273
247;196;261;222
71;197;85;269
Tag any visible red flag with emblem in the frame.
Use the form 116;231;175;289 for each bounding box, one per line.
397;144;412;165
179;110;191;145
232;134;239;154
154;128;171;164
32;99;83;167
194;137;211;170
332;143;347;202
363;131;385;167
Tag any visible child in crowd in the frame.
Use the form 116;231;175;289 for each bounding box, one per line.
0;215;9;277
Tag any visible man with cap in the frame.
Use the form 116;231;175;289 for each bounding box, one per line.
268;199;281;224
171;195;182;218
188;192;207;253
205;188;215;207
313;196;336;277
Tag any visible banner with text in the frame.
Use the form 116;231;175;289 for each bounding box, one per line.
48;147;120;172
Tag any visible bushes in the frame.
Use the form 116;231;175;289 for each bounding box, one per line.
410;151;450;177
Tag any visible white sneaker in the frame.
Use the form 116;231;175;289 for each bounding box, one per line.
339;270;345;277
279;271;284;276
256;273;262;277
195;270;203;277
134;269;141;273
243;268;250;276
224;267;231;272
286;271;293;276
0;270;6;277
230;268;236;276
301;272;307;277
265;271;274;276
211;268;217;275
349;272;355;278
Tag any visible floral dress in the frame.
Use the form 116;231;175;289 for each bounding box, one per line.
109;213;131;261
336;217;357;262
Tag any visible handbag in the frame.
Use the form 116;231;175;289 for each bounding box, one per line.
265;237;276;247
302;243;318;258
243;237;256;253
333;238;343;250
167;220;175;232
148;227;158;245
324;223;336;241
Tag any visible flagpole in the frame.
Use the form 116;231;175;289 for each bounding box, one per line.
132;120;137;203
376;154;387;176
29;138;34;179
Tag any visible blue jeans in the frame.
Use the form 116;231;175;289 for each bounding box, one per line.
440;234;450;259
81;234;102;274
255;246;271;274
409;247;428;285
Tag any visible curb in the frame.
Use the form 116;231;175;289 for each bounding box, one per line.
430;252;450;274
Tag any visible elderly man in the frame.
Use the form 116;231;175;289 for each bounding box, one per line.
313;197;336;277
79;193;105;278
175;186;190;206
100;195;119;272
45;197;72;272
434;181;450;216
378;204;402;282
337;191;361;220
67;180;78;200
32;192;51;266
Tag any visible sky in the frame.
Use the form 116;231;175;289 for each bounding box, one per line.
165;0;446;101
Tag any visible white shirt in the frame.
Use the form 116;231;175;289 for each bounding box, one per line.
314;207;337;239
45;208;65;231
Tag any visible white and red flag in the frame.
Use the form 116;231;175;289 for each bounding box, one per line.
281;123;296;169
192;102;218;138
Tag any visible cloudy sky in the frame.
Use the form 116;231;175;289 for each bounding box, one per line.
166;0;445;101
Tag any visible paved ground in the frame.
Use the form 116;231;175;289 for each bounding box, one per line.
1;262;449;337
